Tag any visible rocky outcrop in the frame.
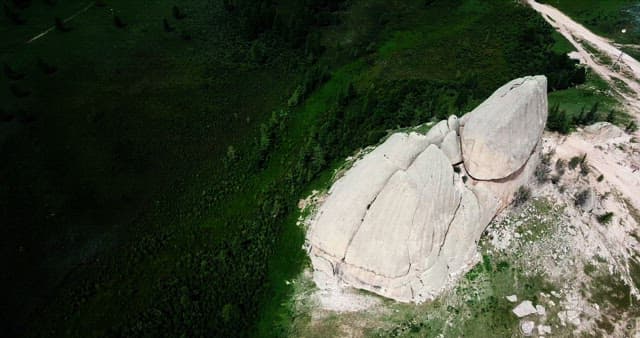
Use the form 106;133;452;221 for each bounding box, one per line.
307;76;548;302
461;76;548;180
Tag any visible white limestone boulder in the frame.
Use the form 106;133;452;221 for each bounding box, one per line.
447;115;460;133
306;76;548;303
308;132;429;259
513;300;538;317
440;130;463;164
461;76;548;180
424;120;450;146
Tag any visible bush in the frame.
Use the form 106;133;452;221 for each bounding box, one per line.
555;158;566;176
580;159;590;176
513;186;531;207
597;212;614;225
547;104;570;134
535;161;550;184
568;155;583;170
113;15;126;28
575;189;590;207
597;174;604;182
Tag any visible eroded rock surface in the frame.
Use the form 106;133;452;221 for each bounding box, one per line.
307;76;548;302
461;76;547;180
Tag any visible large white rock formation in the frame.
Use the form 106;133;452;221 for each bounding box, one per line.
307;76;548;302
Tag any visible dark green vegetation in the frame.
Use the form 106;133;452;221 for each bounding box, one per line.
583;257;640;335
513;186;532;206
1;0;587;336
597;212;615;225
539;0;640;44
546;72;630;134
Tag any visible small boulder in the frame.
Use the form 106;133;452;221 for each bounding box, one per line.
513;300;537;317
520;320;535;336
506;294;518;303
538;324;552;335
447;115;460;133
536;304;546;316
584;122;626;141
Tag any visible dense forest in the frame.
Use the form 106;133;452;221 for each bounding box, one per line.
1;0;588;336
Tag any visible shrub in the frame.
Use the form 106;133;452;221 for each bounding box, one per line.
513;186;531;207
547;104;570;134
3;4;26;25
555;158;565;175
597;174;604;182
3;63;25;80
9;84;31;98
568;155;583;170
535;161;550;184
37;58;58;75
575;189;590;207
163;18;174;32
597;212;614;225
580;159;590;176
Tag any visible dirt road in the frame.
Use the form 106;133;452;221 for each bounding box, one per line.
527;1;640;214
527;0;640;119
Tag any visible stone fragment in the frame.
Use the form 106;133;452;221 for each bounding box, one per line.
520;320;535;336
513;300;538;318
536;304;546;316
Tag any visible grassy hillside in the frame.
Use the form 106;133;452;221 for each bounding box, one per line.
1;0;588;337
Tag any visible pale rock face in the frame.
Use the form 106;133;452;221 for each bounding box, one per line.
447;115;460;133
308;132;430;259
461;76;548;180
513;300;538;318
307;76;548;303
440;130;463;164
584;121;626;141
425;120;450;146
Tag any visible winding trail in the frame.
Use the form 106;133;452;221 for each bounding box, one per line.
527;1;640;212
527;0;640;120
